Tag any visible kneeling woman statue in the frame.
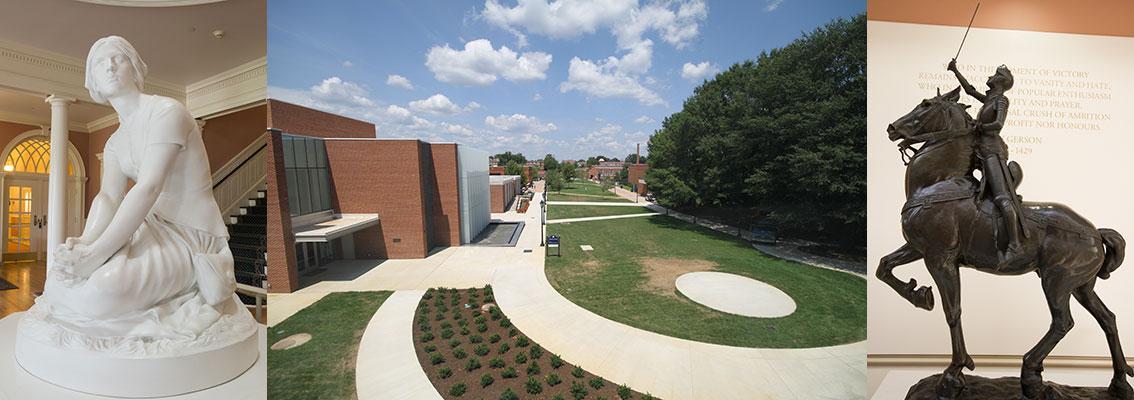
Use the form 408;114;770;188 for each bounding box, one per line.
14;36;259;398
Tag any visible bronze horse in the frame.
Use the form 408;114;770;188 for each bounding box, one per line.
877;87;1131;399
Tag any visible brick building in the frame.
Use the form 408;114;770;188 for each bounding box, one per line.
490;175;521;212
589;161;623;180
628;163;650;195
266;100;490;293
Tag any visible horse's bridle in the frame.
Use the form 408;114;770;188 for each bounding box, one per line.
896;102;973;165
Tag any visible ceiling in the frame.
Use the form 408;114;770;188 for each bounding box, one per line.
0;0;265;85
0;89;114;131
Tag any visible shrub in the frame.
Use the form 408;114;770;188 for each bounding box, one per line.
529;345;543;359
589;377;605;390
515;336;529;347
474;345;490;357
485;294;495;303
553;396;565;400
420;332;434;343
418;323;431;333
453;348;467;359
526;377;543;394
457;318;468;327
484;285;493;295
440;322;452;330
480;373;494;388
499;343;511;355
570;381;588;400
424;344;437;353
499;318;513;328
434;313;445;321
488;357;505;369
417;315;427;324
469;335;483;344
475;316;487;324
550;354;564;369
438;367;452;379
489;334;502;343
572;366;585;378
509;328;519;337
515;353;527;364
423;292;433;300
430;353;445;365
643;394;655;400
477;323;489;333
502;367;518;378
618;384;632;399
460;326;470;336
464;358;481;372
547;373;562;386
491;312;503;321
441;329;454;339
449;339;461;349
526;361;541;376
449;383;467;397
500;388;519;400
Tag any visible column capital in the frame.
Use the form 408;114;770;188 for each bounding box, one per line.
44;95;76;105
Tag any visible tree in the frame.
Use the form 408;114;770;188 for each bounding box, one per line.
493;151;527;166
646;13;866;244
546;170;564;193
504;161;528;186
543;154;558;171
624;153;647;164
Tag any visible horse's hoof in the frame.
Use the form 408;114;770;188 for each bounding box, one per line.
1110;378;1134;400
912;286;935;310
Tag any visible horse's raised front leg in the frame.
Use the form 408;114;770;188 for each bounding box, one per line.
875;243;933;310
925;251;974;400
1021;278;1075;400
1073;283;1134;399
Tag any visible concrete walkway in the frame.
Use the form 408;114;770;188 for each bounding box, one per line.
547;212;660;224
355;290;441;400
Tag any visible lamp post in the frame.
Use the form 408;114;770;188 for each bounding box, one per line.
540;198;546;246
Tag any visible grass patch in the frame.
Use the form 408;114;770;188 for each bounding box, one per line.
268;291;392;399
554;180;619;197
548;205;652;220
546;193;632;203
546;216;865;348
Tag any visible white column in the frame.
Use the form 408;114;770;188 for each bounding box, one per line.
45;95;74;276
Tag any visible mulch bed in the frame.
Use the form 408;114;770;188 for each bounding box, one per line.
414;286;658;400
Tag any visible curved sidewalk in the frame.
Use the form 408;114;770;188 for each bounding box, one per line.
547;212;660;224
355;290;441;400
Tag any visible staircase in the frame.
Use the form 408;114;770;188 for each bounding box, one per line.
227;185;267;305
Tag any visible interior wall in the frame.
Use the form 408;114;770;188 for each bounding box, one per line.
201;104;267;172
868;21;1134;360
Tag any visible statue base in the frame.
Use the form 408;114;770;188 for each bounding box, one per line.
906;373;1123;400
11;297;260;398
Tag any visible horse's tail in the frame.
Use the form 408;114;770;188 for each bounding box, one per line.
1098;228;1125;279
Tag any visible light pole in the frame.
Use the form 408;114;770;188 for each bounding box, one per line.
540;198;546;246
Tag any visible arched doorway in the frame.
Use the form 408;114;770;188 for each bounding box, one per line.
0;130;85;262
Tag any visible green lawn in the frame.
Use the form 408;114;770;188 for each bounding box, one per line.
268;291;392;399
554;181;621;197
545;216;865;348
545;193;632;203
548;205;653;220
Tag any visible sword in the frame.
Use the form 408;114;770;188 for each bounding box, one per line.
953;2;981;61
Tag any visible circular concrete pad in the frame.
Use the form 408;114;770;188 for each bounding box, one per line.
675;272;796;318
271;333;312;350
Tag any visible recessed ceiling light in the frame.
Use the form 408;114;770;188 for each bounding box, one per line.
212;29;225;39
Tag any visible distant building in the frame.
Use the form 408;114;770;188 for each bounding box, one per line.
628;163;650;195
589;161;623;180
489;175;521;212
489;166;506;175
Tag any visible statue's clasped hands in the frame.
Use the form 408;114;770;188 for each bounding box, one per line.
53;237;112;284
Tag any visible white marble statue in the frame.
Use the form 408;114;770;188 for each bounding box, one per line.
14;36;258;397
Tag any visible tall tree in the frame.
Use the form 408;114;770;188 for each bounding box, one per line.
646;13;865;244
493;151;527;166
542;154;558;171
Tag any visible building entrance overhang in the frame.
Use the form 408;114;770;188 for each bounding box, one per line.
293;213;380;243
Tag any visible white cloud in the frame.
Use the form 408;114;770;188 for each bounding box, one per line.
634;115;655;124
485;113;558;134
532;93;542;101
765;0;785;12
385;104;412;120
483;0;705;50
467;101;482;111
386;74;414;90
310;77;375;107
440;122;475;137
681;61;719;82
560;57;663;106
425;39;552;86
342;60;354;68
409;93;467;115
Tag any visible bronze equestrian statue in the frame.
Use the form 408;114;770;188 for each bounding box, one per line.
876;72;1130;398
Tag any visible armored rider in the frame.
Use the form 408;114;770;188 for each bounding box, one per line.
947;60;1026;269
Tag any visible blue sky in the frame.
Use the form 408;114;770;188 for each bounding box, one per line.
268;0;864;160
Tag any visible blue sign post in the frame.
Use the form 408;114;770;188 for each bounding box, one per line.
546;235;561;257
